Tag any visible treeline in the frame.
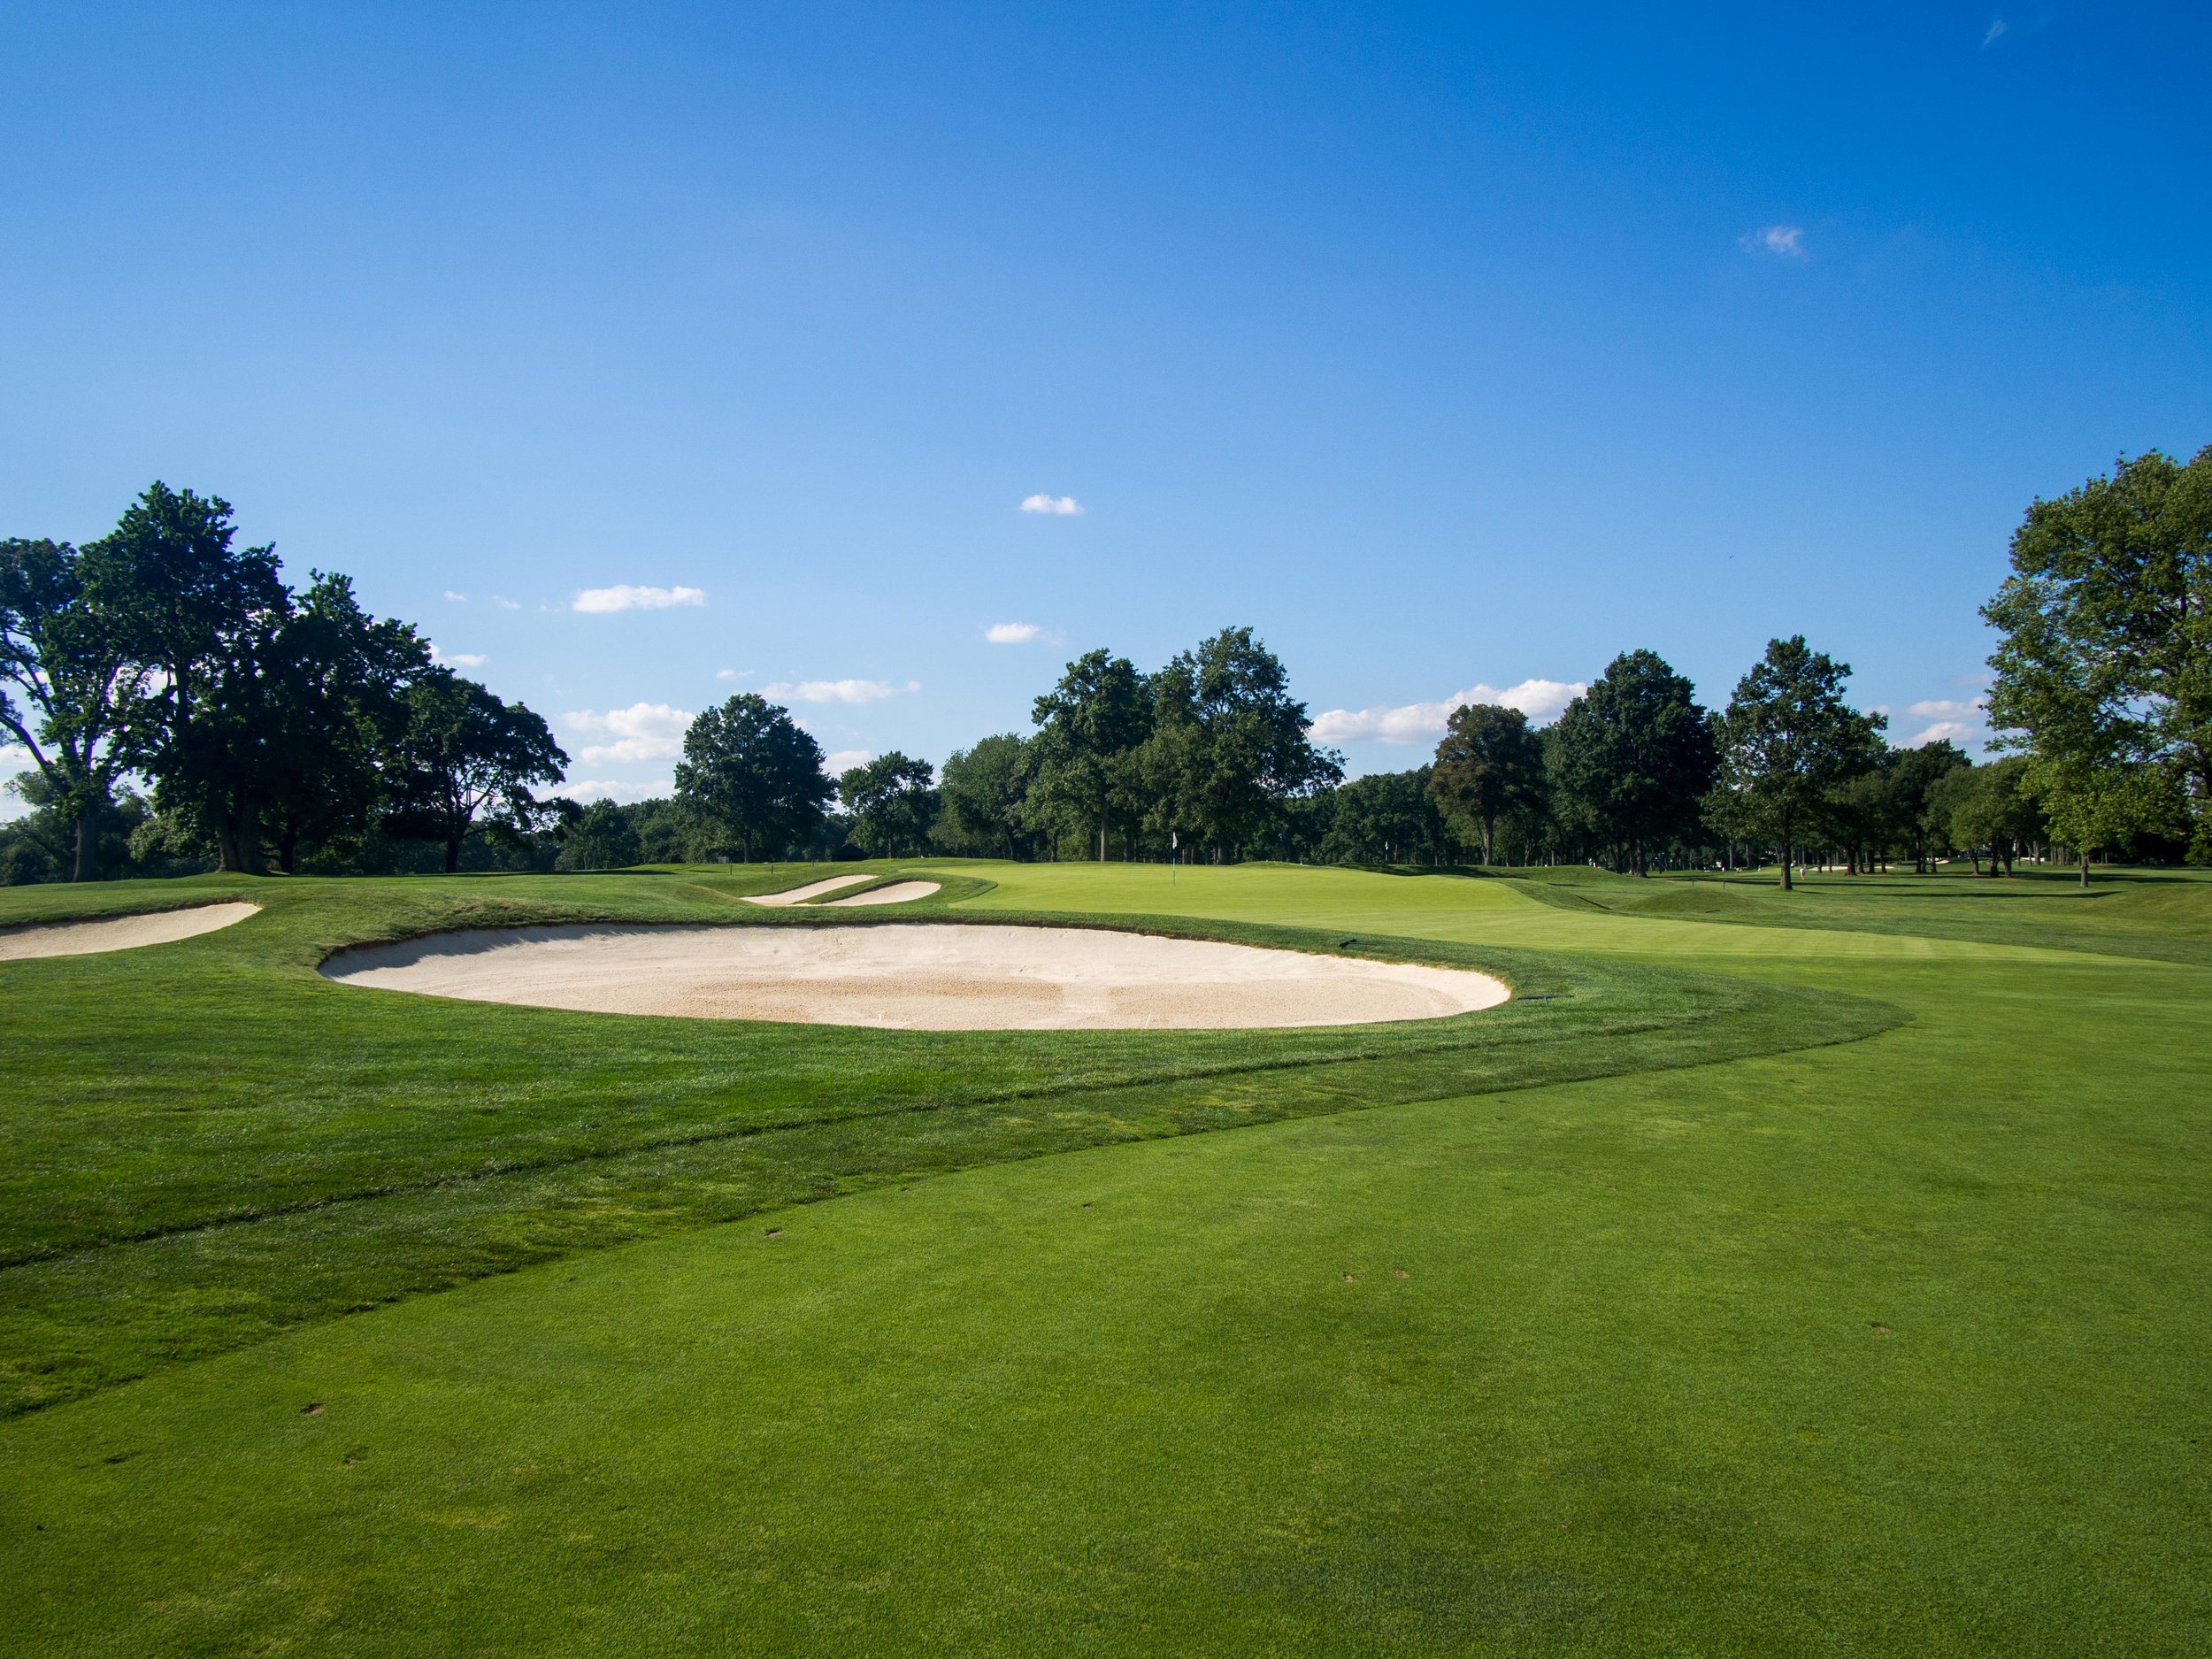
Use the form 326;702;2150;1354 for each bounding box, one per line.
7;449;2207;885
2;485;568;883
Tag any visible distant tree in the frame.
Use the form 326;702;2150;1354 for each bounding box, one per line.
0;773;157;886
935;733;1033;858
1428;703;1547;866
1717;636;1886;890
1029;649;1151;860
1143;627;1340;861
1322;767;1442;865
0;536;142;880
838;752;938;856
556;799;643;871
386;669;569;872
1939;754;2045;876
1883;740;1971;873
672;694;833;862
1984;447;2212;861
1548;651;1716;874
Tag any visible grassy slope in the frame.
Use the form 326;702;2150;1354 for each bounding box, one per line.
4;863;2210;1655
0;865;1878;1414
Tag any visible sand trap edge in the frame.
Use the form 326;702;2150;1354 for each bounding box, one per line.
0;902;263;963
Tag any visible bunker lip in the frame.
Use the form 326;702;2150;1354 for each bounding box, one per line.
318;921;1509;1031
0;901;262;963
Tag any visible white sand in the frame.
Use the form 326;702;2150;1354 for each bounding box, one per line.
320;922;1509;1031
0;902;261;963
823;880;941;907
741;873;878;906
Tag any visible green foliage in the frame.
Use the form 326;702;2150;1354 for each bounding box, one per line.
1428;703;1547;864
1717;635;1886;887
1321;766;1447;864
672;693;833;861
1027;649;1151;857
838;751;938;856
384;669;568;872
1548;650;1717;874
555;798;645;871
933;733;1034;857
1985;446;2212;851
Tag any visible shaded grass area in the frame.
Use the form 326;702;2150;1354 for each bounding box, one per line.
0;872;1893;1414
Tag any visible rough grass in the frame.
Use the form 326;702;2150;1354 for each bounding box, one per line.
4;861;2209;1655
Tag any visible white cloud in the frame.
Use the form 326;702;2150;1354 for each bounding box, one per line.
1310;679;1587;745
823;749;872;775
443;589;467;603
1019;494;1084;516
562;702;695;764
1;743;29;770
985;622;1043;644
1983;19;2007;46
1740;225;1808;259
1896;693;1990;749
715;668;754;681
493;595;521;611
572;584;708;614
429;644;487;669
557;777;674;804
763;679;898;704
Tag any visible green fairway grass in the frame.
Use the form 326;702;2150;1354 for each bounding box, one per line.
4;862;2208;1654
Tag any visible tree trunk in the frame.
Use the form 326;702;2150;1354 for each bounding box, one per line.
1098;807;1108;864
72;812;99;883
445;833;463;873
280;826;301;875
1778;834;1792;890
2079;849;2090;887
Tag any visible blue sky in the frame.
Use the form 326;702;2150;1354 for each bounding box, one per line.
5;3;2209;805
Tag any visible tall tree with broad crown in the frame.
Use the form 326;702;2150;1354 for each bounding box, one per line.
672;693;832;862
1983;446;2212;868
1717;635;1886;890
838;752;938;856
386;669;569;872
1029;649;1150;860
0;537;143;880
1427;703;1547;866
1548;650;1716;874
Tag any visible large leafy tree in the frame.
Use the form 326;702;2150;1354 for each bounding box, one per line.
935;733;1033;858
1029;649;1151;859
1884;740;1971;873
1547;651;1715;874
1143;627;1340;860
90;483;291;872
1983;447;2211;866
1323;767;1443;865
1428;703;1547;866
838;752;938;856
0;537;143;880
1717;635;1886;890
387;670;569;872
672;693;832;862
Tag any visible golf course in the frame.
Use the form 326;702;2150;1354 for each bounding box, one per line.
4;858;2207;1655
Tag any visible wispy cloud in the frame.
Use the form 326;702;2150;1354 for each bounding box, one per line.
562;702;695;764
493;595;521;611
762;679;899;704
1;743;29;770
1982;19;2007;46
823;749;872;775
1740;225;1808;259
572;584;708;614
1019;494;1084;516
557;777;674;804
442;589;467;603
1896;693;1990;749
429;644;487;669
715;668;754;682
985;622;1044;644
1311;679;1586;744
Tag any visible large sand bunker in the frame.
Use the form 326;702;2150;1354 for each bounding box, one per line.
0;902;260;963
320;922;1509;1030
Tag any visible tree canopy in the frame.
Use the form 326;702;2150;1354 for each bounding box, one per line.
672;693;833;861
1717;636;1886;889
